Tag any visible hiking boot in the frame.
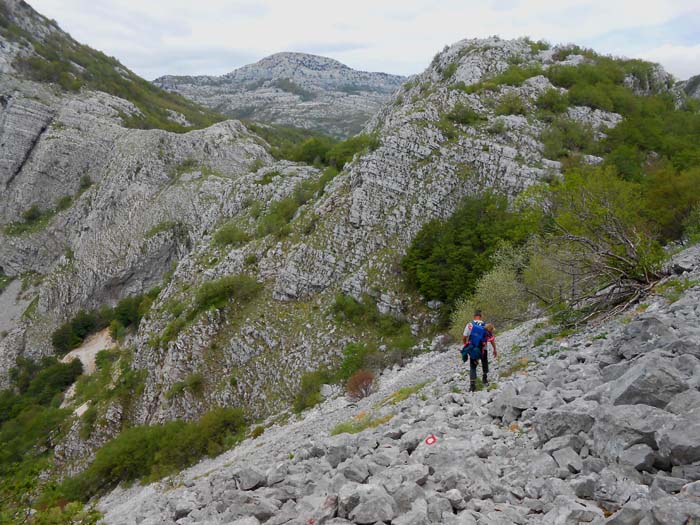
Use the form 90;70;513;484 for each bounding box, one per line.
469;381;476;393
483;375;489;386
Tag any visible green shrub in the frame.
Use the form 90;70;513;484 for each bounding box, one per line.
145;221;179;238
495;93;527;115
293;369;334;413
449;264;529;339
337;343;374;382
326;134;380;169
193;274;261;312
436;117;458;140
568;84;614;111
536;89;569;114
213;223;250;248
251;426;265;439
441;62;458;80
165;373;204;400
466;64;543;93
59;407;246;501
540;118;596;160
4;204;56;235
56;195;73;211
447;103;484;125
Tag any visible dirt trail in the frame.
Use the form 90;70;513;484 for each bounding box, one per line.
61;328;115;375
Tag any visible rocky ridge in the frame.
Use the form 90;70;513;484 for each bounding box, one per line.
96;245;700;524
154;52;406;137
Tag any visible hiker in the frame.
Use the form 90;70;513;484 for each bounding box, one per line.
460;310;497;392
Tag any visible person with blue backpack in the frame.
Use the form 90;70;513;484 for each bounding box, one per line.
460;310;497;392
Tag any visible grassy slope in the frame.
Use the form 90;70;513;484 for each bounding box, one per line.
0;0;224;132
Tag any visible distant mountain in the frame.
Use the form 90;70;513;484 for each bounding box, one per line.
154;52;406;137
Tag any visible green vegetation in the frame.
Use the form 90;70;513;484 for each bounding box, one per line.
56;408;246;502
499;358;529;378
293;368;334;413
51;289;158;354
160;274;261;346
145;221;180;239
495;92;527;116
330;413;393;436
376;381;430;408
0;272;13;294
244;121;379;170
1;9;223;132
0;356;86;522
535;88;569;115
446;103;485;126
165;373;205;400
540;118;595;160
459;63;543;93
4;204;56;236
656;278;700;303
402;193;537;308
256;174;335;238
272;78;315;101
213;223;250;248
194;275;261;313
441;62;458;81
254;170;281;185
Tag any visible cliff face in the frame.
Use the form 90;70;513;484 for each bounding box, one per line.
154;52;406;138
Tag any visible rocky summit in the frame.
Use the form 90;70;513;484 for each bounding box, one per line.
154;52;406;138
98;245;700;524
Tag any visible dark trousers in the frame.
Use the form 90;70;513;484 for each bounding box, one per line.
469;350;489;383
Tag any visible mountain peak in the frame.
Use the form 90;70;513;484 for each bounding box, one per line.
251;51;351;72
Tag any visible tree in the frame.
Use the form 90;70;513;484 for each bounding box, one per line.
528;168;665;321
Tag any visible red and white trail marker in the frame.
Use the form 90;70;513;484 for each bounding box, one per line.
425;434;437;445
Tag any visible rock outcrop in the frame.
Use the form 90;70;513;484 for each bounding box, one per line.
154;52;406;138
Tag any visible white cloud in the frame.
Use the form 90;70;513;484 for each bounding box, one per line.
28;0;700;79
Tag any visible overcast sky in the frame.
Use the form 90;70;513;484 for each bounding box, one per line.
30;0;700;81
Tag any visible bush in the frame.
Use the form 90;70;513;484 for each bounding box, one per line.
337;342;374;381
449;264;529;339
346;370;375;400
536;89;569;114
495;92;527;116
447;103;484;125
165;373;204;400
540;118;596;160
568;84;614;112
194;274;261;313
59;407;246;501
213;223;250;248
293;369;334;413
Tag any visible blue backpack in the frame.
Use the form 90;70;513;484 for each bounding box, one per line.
461;322;486;361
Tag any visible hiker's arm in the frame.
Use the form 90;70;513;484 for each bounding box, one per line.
491;340;497;357
462;323;472;346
